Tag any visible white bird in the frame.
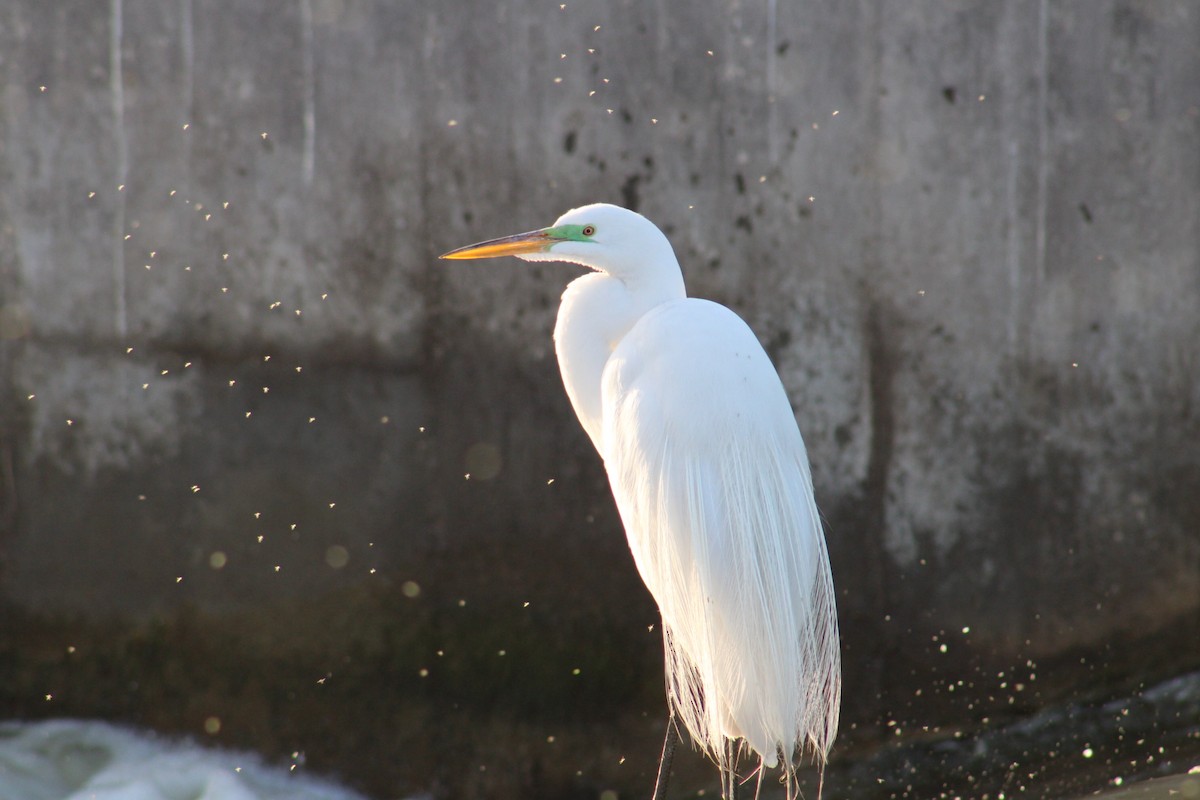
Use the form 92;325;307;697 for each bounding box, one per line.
442;203;840;799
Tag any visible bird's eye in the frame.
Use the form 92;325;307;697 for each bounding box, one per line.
582;225;596;237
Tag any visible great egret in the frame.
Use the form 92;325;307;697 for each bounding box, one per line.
442;203;841;799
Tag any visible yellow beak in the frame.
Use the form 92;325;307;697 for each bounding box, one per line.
439;229;555;260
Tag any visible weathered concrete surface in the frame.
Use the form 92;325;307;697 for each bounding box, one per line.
1;1;1198;798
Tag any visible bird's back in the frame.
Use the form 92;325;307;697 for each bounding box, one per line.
600;298;841;771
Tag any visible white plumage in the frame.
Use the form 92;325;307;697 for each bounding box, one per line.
601;298;840;771
443;203;841;793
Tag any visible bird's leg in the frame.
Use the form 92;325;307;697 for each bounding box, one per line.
721;740;740;800
650;716;679;800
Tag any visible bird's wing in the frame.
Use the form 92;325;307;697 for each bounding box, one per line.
600;298;841;770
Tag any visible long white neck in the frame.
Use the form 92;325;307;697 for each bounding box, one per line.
553;268;685;456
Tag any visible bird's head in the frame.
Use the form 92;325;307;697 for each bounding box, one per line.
440;203;680;285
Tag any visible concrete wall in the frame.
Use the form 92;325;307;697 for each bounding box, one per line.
1;1;1198;797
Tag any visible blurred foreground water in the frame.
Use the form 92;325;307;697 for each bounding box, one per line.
0;719;373;800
